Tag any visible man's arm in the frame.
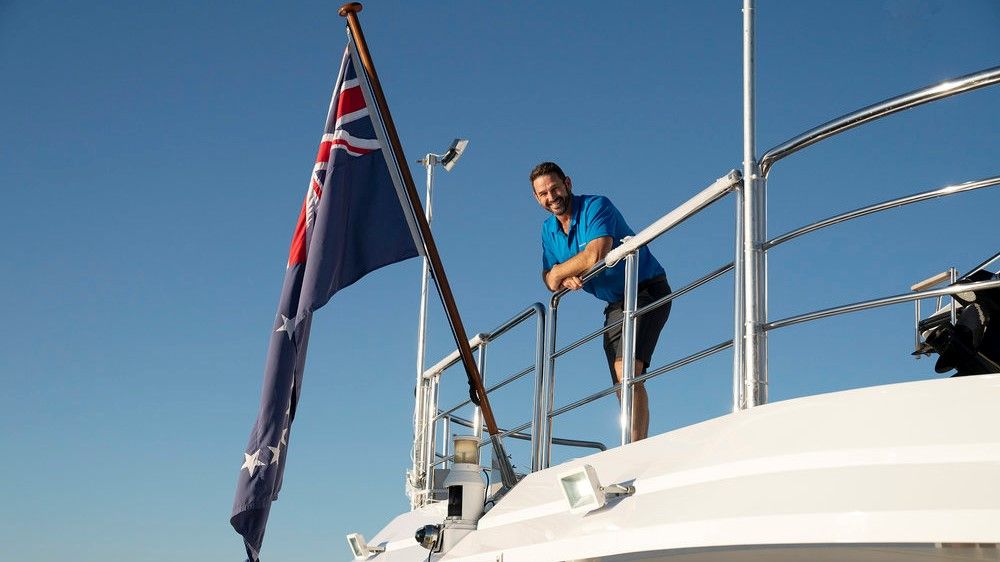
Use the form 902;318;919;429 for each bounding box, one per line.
542;236;613;291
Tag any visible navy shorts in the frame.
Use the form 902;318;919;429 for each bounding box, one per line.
602;275;671;381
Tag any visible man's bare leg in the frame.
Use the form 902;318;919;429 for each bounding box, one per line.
613;359;649;441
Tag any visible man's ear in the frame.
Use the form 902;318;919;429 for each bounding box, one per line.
564;176;573;192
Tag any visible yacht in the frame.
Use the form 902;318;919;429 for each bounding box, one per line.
337;3;1000;561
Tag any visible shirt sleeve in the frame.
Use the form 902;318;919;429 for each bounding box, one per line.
580;196;620;244
541;231;557;271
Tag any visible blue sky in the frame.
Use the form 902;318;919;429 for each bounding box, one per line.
1;1;998;561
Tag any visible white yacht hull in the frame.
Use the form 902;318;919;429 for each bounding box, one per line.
361;375;1000;561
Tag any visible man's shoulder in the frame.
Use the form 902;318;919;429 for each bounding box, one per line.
577;193;615;209
576;194;620;221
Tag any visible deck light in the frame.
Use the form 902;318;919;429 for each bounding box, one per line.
346;533;384;559
558;464;635;514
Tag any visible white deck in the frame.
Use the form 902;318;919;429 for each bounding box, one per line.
362;374;1000;562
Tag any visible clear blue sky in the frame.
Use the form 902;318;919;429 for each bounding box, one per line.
2;1;998;561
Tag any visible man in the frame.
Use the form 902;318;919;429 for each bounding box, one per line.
531;161;671;441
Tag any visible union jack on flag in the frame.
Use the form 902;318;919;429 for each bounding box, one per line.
231;40;423;562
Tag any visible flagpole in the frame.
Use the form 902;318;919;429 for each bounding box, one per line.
338;2;518;489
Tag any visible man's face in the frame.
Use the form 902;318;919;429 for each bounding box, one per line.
532;173;573;217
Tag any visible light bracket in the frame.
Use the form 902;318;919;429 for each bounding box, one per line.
557;464;635;514
346;533;385;560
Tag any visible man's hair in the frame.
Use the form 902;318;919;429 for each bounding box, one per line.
529;161;566;183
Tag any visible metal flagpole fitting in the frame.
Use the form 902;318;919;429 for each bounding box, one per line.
338;2;362;17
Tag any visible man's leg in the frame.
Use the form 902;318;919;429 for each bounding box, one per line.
613;359;649;441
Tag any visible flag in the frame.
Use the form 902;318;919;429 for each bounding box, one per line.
230;39;423;562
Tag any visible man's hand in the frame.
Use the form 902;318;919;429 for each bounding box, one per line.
560;276;584;291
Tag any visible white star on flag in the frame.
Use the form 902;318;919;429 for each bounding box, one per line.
268;428;290;465
275;313;296;340
241;449;266;477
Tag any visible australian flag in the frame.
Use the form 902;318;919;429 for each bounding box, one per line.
230;40;423;562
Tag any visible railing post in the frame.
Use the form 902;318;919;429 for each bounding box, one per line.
408;376;427;509
441;414;451;462
410;156;435;508
424;373;441;495
540;297;560;469
732;187;746;411
739;166;768;409
620;251;640;445
530;304;547;472
473;342;488;440
737;0;768;409
949;267;958;324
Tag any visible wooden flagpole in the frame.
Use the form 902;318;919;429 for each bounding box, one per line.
339;2;518;489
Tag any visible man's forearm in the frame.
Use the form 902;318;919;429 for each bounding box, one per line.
543;236;612;291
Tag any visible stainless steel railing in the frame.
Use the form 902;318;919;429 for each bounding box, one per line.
734;65;1000;405
409;65;1000;504
758;66;1000;178
430;414;606;469
410;303;544;503
538;171;743;468
538;66;1000;468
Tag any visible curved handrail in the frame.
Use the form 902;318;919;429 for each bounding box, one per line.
416;303;545;496
434;363;536;422
446;413;606;452
765;279;1000;332
760;66;1000;177
764;175;1000;251
548;263;736;364
605;170;742;265
549;338;734;419
539;171;742;465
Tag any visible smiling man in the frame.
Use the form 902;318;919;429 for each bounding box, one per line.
530;161;671;441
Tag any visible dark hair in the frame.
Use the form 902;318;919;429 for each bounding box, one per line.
529;161;566;183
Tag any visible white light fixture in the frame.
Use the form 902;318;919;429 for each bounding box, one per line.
346;533;384;560
440;138;469;171
557;464;635;514
452;435;480;465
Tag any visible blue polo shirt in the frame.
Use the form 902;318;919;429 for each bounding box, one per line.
541;194;665;303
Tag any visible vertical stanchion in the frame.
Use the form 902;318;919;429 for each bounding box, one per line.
424;373;440;495
540;298;560;469
738;0;767;408
530;305;547;472
732;186;745;411
949;267;959;325
441;415;451;463
620;252;639;445
410;159;434;508
473;343;488;439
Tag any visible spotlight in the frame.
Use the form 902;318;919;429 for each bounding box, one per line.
415;524;442;551
557;464;634;514
440;138;469;172
346;533;384;560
